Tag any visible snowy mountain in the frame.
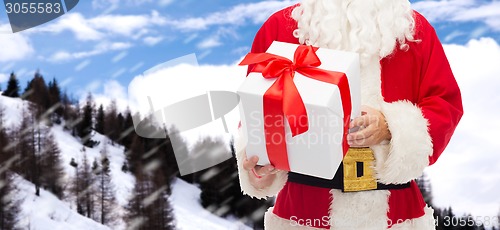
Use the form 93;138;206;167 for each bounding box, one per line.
0;94;250;229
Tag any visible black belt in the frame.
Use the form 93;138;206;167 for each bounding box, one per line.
288;162;411;192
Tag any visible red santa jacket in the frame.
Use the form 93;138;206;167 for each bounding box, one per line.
235;5;463;230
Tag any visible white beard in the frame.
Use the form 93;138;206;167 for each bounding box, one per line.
291;0;416;58
291;0;416;107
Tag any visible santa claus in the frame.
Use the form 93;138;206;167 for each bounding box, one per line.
236;0;463;229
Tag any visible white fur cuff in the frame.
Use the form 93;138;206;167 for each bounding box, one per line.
378;100;433;184
235;129;288;199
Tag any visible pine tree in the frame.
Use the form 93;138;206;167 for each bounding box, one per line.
69;157;84;215
127;134;144;175
95;144;118;227
80;152;95;219
0;103;20;229
77;93;96;147
47;77;63;122
24;71;51;120
125;172;149;229
126;173;175;230
125;131;176;230
497;208;500;229
17;108;41;196
116;112;124;141
95;104;105;134
40;133;65;199
61;90;79;135
104;100;119;143
118;109;134;147
416;173;433;206
0;171;19;230
2;72;20;98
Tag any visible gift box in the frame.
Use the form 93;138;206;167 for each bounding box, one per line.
237;41;360;179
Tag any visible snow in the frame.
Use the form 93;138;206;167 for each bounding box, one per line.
1;95;252;229
170;178;251;230
51;125;135;207
0;94;27;128
14;175;111;230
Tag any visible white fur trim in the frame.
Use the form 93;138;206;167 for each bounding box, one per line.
264;207;324;230
329;189;390;229
263;190;433;230
236;128;288;199
377;101;433;184
390;206;435;230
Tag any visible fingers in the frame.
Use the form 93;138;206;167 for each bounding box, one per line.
349;115;370;129
242;155;258;171
348;133;376;147
254;164;275;176
349;105;391;147
348;124;375;142
243;155;277;178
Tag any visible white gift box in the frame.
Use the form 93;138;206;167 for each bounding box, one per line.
237;41;360;179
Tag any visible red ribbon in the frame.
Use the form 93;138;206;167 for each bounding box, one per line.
239;45;352;171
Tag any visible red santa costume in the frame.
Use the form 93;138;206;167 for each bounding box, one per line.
236;0;463;229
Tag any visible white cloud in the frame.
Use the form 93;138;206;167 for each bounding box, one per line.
34;11;166;41
143;36;164;46
0;24;34;62
167;0;298;31
197;27;238;49
413;0;500;31
92;0;153;9
426;37;500;218
89;11;166;37
36;13;104;41
197;37;222;49
85;80;130;113
48;42;132;62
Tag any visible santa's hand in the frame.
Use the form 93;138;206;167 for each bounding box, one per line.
347;105;391;147
242;155;279;190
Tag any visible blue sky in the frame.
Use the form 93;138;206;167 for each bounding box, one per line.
0;0;499;96
1;0;500;221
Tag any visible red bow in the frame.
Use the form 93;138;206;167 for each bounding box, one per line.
239;45;352;171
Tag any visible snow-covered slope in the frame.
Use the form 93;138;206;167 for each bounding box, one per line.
14;175;111;230
51;125;135;207
1;94;250;229
171;178;251;230
0;92;27;128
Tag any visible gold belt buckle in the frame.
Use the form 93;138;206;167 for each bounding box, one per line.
343;147;377;192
